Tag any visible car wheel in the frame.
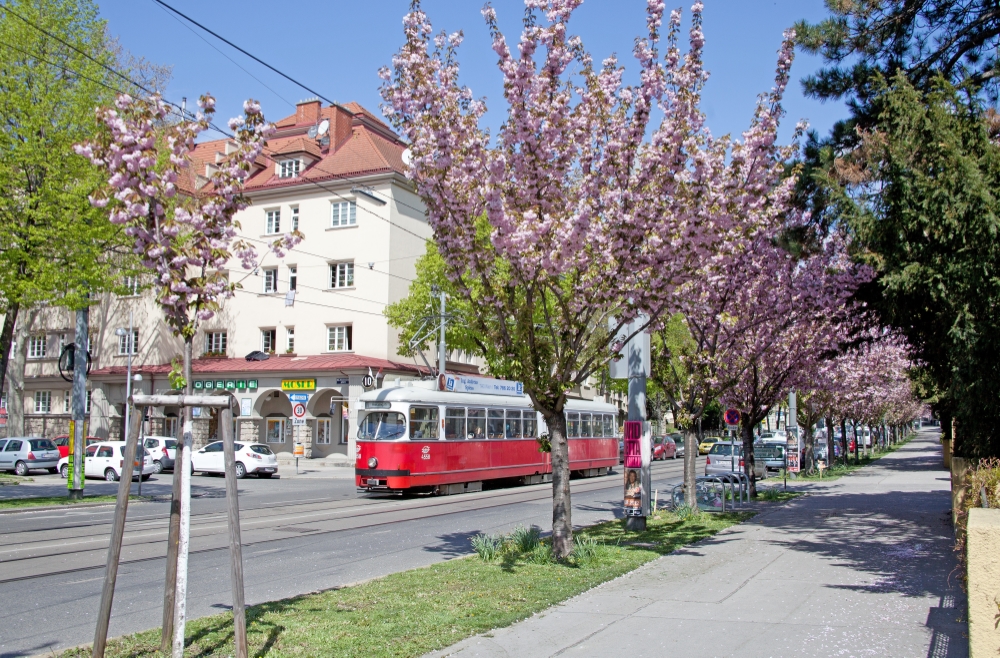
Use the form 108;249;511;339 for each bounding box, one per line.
672;452;678;460
14;461;28;476
105;468;119;482
60;464;69;478
141;474;151;481
153;460;164;474
234;462;247;479
48;467;58;474
258;473;272;479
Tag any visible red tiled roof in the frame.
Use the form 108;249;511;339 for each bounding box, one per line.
91;354;427;378
188;101;408;195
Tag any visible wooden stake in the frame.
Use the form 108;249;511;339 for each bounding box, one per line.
161;420;182;653
221;404;248;658
92;409;143;657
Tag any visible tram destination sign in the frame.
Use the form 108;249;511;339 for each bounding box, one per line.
442;374;524;397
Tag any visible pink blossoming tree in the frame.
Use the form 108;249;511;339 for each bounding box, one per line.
381;0;803;554
77;93;299;653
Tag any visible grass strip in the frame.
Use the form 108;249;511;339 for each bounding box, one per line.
0;494;131;509
0;473;31;485
60;510;753;657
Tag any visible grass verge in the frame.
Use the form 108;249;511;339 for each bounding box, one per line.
60;510;753;658
0;473;32;485
0;494;131;509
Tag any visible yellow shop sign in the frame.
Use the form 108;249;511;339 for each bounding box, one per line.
281;379;316;391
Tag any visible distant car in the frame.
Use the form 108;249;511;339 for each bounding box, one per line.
669;432;685;458
142;436;177;473
191;441;278;479
0;437;60;475
52;434;102;459
754;441;785;472
705;442;766;479
58;441;154;481
652;435;677;461
698;436;722;455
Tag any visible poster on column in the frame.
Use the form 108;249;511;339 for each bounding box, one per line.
623;421;651;516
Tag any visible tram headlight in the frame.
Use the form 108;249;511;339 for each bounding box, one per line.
368;457;378;469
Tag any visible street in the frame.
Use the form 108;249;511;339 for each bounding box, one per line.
0;462;685;656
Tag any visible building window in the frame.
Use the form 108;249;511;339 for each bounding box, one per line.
261;329;276;353
278;159;300;178
331;201;356;227
206;331;227;354
1;391;6;410
291;206;299;231
263;268;278;293
330;262;354;289
35;391;51;413
64;394;70;414
123;276;142;296
117;329;139;355
327;325;352;352
316;418;331;444
265;417;287;443
88;332;97;356
288;266;297;291
286;327;295;353
266;209;281;235
28;335;47;359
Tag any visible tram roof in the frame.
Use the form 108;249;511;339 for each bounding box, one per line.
359;385;618;414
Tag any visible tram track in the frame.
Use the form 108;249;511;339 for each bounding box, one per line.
0;461;685;585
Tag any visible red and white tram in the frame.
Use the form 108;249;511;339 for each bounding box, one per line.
354;382;619;493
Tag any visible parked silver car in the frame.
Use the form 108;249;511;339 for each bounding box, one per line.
668;432;685;458
704;442;766;479
0;437;60;475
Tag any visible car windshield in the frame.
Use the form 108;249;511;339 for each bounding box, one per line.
708;444;741;456
30;439;56;451
358;412;407;440
250;445;273;455
164;440;177;449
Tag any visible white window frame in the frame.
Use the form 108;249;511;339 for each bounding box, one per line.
34;391;51;414
288;266;297;291
265;417;287;443
117;329;139;356
64;393;70;414
263;268;279;294
206;331;228;354
330;200;357;227
86;390;91;414
123;276;142;296
315;417;331;444
261;328;276;353
327;325;353;352
329;261;354;289
286;327;295;353
291;206;299;231
278;159;301;179
265;209;281;235
28;335;47;359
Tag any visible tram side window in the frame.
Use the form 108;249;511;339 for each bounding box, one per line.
409;406;440;440
524;412;537;438
593;415;604;438
603;414;614;437
567;412;580;438
468;408;486;439
505;410;522;438
358;412;406;440
487;410;505;439
581;413;592;437
445;407;466;440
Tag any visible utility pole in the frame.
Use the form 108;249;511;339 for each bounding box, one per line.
68;305;88;500
437;290;446;378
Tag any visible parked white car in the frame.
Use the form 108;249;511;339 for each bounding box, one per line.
142;436;177;473
191;441;278;479
58;441;155;481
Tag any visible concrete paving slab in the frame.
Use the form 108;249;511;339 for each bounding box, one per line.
428;429;967;658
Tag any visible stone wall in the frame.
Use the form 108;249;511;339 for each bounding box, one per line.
967;508;1000;657
24;415;71;438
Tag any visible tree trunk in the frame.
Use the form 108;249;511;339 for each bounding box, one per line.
171;339;195;657
803;423;815;474
852;420;859;463
839;417;848;466
683;428;698;508
741;417;757;498
825;417;835;468
8;308;36;436
0;301;19;407
543;409;573;559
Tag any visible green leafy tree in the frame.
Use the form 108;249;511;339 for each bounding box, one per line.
0;0;166;400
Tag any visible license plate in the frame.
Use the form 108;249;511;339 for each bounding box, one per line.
367;478;380;486
260;468;274;473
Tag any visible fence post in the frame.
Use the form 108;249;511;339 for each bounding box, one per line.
221;403;248;658
92;408;143;657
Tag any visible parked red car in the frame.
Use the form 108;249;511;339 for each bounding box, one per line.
52;434;102;459
653;435;678;460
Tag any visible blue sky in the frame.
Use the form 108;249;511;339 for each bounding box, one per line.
99;0;845;145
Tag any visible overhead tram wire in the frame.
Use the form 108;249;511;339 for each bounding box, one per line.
146;0;429;218
3;5;433;247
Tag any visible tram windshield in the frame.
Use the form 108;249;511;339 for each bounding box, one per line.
358;412;407;440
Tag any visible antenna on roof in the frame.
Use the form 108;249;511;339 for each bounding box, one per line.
307;125;318;139
317;119;329;136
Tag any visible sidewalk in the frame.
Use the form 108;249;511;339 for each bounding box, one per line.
430;429;967;658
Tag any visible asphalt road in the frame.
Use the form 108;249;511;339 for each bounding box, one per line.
0;460;688;657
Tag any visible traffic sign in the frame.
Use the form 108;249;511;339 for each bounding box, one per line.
291;402;307;420
723;408;741;426
362;374;375;388
287;393;310;403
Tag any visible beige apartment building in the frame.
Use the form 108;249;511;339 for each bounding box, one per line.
2;99;480;459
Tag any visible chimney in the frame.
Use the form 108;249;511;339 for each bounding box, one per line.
329;104;354;150
296;97;321;125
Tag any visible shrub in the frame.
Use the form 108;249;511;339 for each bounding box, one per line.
674;504;698;521
759;487;784;502
471;532;506;561
571;536;600;561
508;525;541;553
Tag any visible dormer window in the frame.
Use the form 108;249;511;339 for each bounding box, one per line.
278;159;301;178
